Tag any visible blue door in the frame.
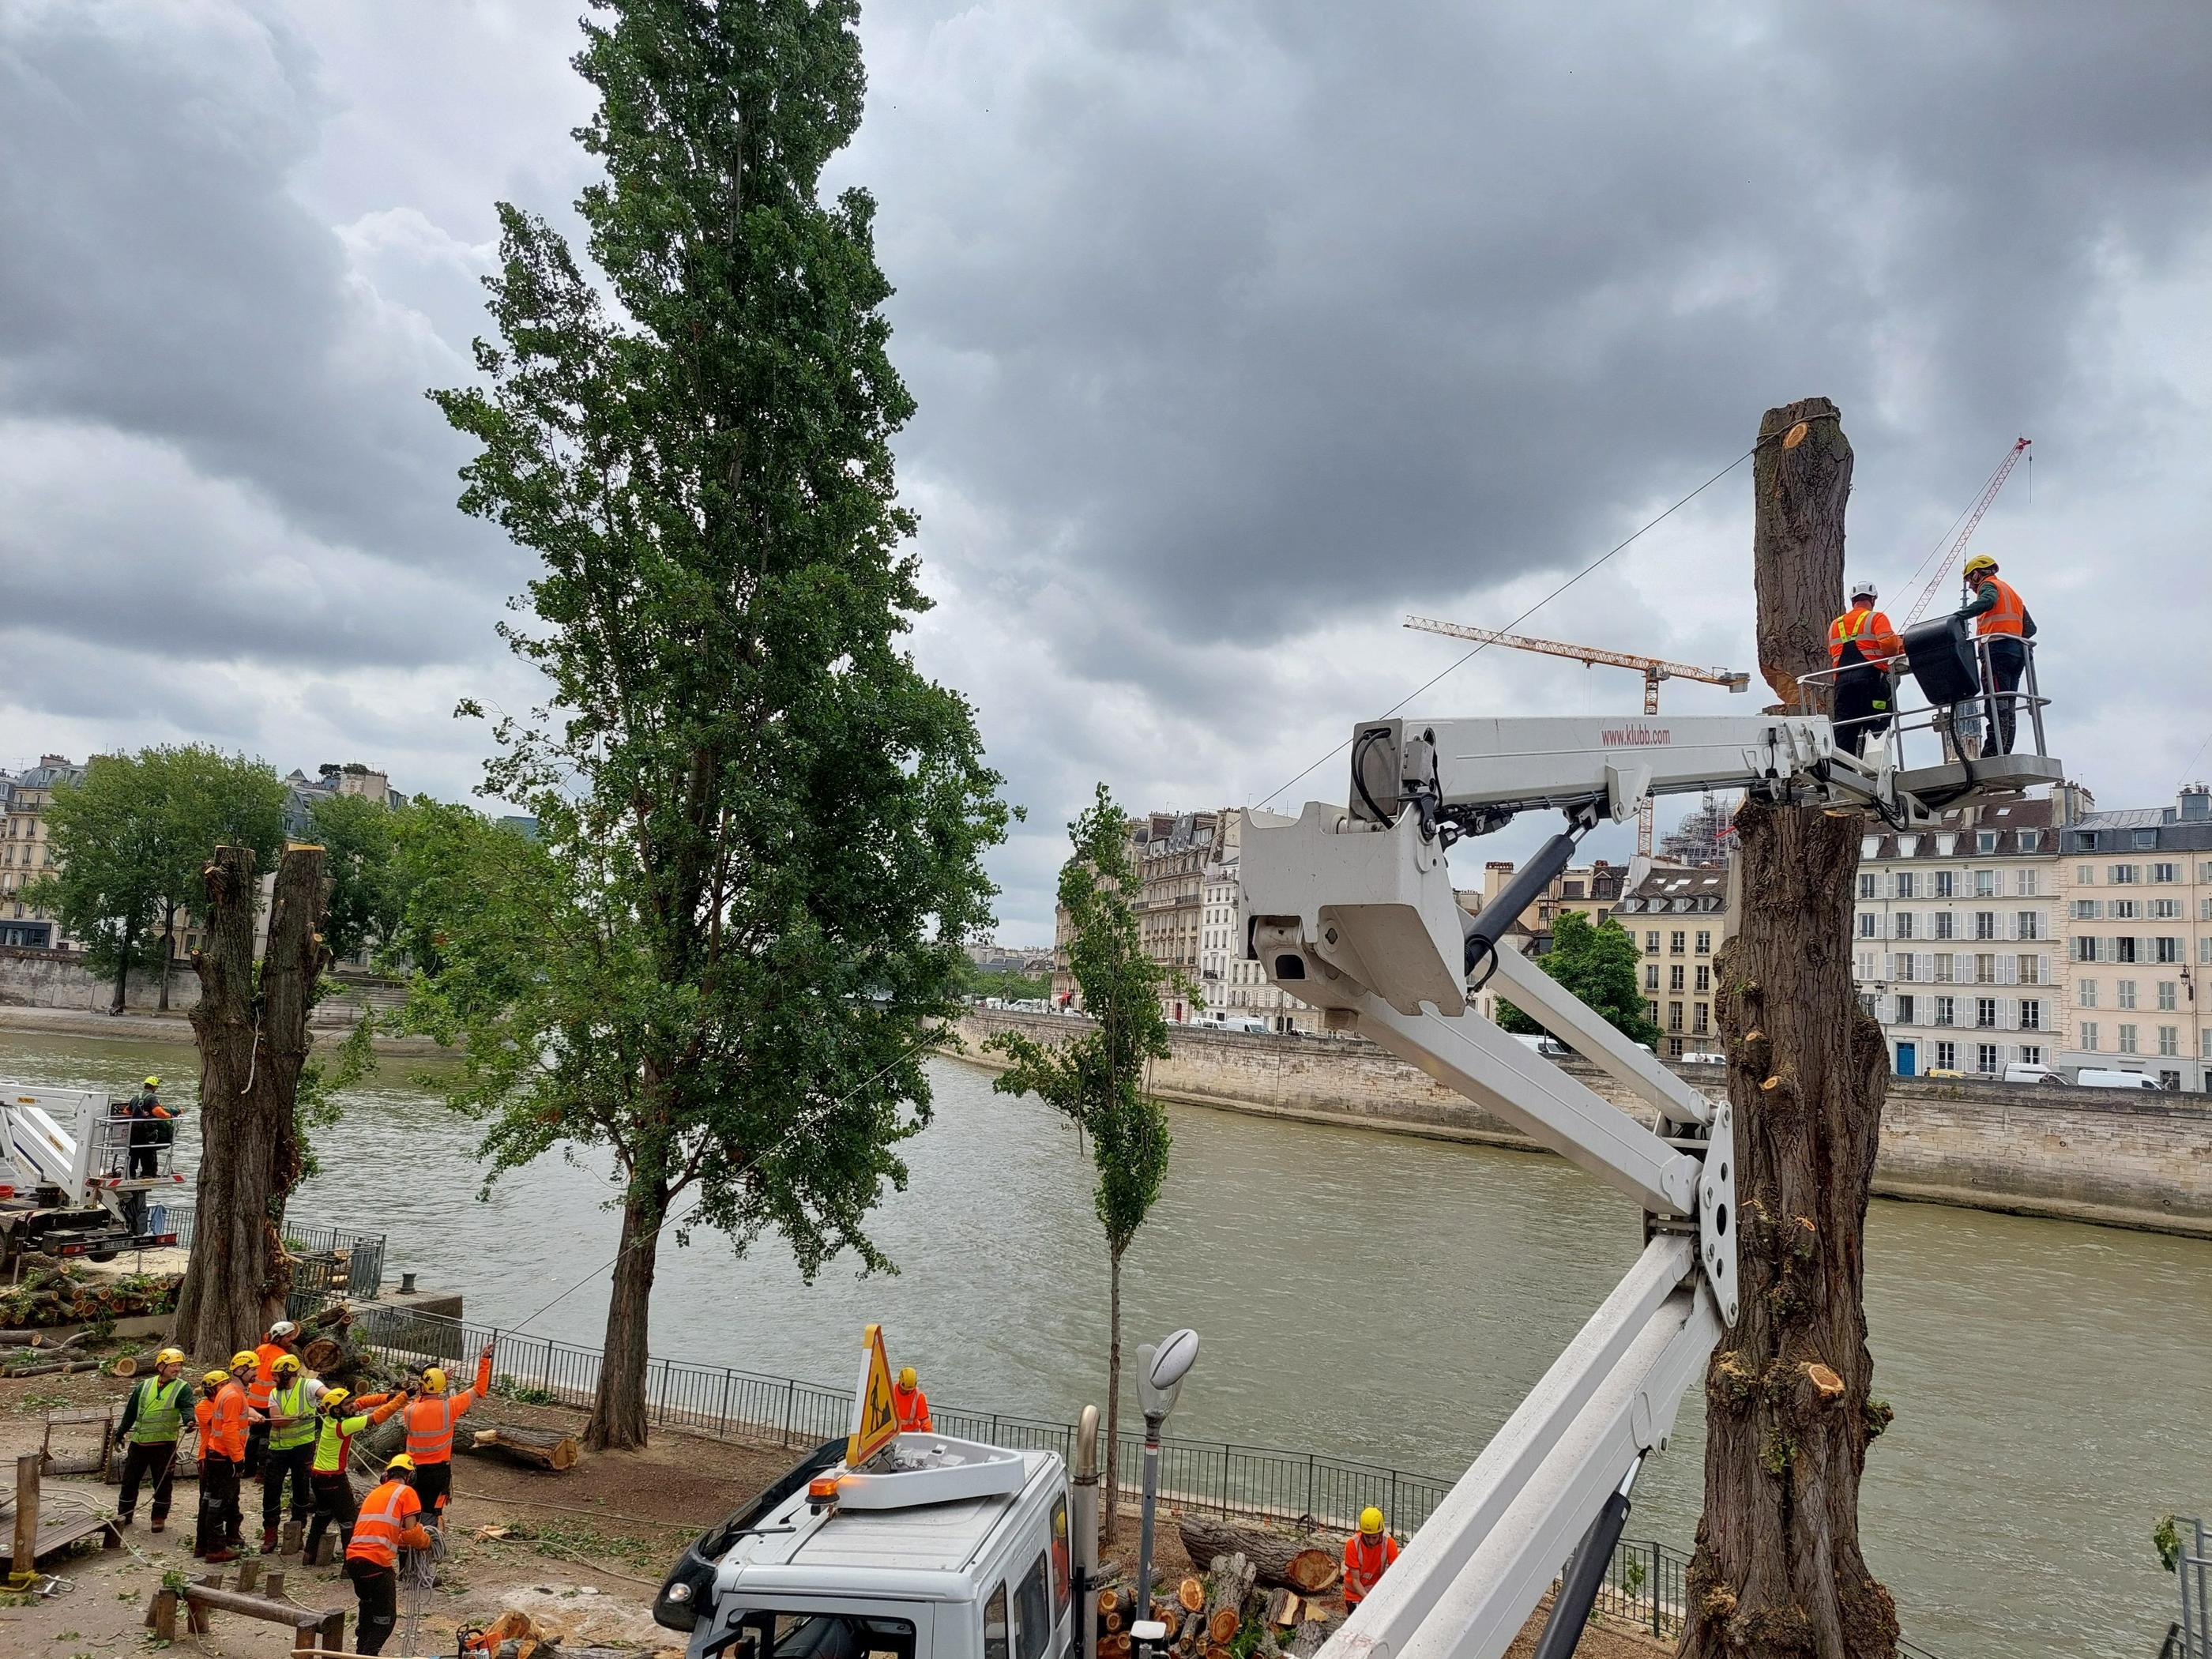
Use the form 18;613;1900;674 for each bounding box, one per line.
1895;1041;1917;1077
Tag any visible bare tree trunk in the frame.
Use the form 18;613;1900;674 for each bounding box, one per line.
1103;1242;1123;1546
110;937;130;1014
156;901;175;1012
584;1171;666;1451
1680;399;1898;1659
173;846;329;1362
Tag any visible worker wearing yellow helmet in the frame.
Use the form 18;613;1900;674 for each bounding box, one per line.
348;1455;434;1656
401;1341;495;1525
893;1365;932;1433
306;1382;408;1563
193;1352;265;1561
122;1076;178;1182
258;1352;320;1552
1954;552;2037;755
114;1346;193;1533
1342;1507;1401;1610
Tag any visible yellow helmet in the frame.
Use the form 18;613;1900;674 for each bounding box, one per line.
898;1367;917;1390
386;1454;416;1475
272;1353;303;1377
230;1350;260;1371
1962;553;1998;578
155;1347;185;1367
322;1386;351;1410
144;1076;161;1089
1359;1507;1385;1537
202;1370;229;1390
421;1366;449;1393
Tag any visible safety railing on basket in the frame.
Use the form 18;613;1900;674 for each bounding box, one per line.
337;1303;1947;1657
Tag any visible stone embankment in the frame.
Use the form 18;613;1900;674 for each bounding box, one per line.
949;1009;2212;1240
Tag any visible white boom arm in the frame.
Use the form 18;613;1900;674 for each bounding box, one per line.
1243;706;2055;1659
2;1087;100;1194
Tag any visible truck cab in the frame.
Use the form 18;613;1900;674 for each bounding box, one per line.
659;1434;1078;1659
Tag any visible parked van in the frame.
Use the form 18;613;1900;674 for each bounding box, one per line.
1510;1034;1574;1061
1196;1011;1271;1035
2003;1063;2065;1085
2075;1068;2163;1090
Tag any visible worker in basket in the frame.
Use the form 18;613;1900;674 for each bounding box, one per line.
305;1384;407;1563
1827;581;1903;759
1955;553;2037;754
401;1341;495;1525
347;1454;434;1657
893;1365;933;1432
122;1076;176;1180
114;1347;193;1533
1343;1507;1401;1612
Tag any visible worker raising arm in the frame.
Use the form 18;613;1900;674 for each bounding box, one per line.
305;1386;407;1565
401;1341;495;1525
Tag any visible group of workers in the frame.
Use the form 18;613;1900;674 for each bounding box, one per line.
1826;554;2037;759
111;1319;495;1657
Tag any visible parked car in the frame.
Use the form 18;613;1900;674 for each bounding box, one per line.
1924;1067;1966;1080
2075;1068;2164;1090
2003;1063;2067;1085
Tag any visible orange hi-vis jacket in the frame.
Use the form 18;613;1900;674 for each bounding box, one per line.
404;1351;495;1465
195;1397;216;1467
1342;1532;1401;1606
1973;577;2026;636
893;1383;932;1432
247;1341;292;1413
206;1379;252;1462
347;1479;432;1569
1829;604;1902;667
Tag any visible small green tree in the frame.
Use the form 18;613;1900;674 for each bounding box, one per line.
422;0;1009;1450
141;747;288;1008
26;754;165;1012
1495;910;1664;1049
307;792;409;966
986;785;1177;1541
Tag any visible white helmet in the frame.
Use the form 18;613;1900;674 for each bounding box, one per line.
1850;581;1878;602
268;1320;299;1340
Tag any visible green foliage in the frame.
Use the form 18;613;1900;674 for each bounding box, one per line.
1495;911;1665;1050
417;0;1010;1429
307;792;412;965
495;1375;557;1406
963;963;1052;1003
988;786;1176;1258
26;747;285;988
2154;1513;2181;1574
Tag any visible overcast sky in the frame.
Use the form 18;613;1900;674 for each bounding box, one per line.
4;1;2207;942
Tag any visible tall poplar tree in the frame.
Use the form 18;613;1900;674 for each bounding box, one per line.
429;0;1008;1450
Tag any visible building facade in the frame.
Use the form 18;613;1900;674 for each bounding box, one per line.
1852;797;2063;1080
2053;785;2212;1092
1613;864;1733;1057
1;756;88;949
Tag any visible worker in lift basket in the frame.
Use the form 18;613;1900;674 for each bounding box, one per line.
1955;552;2037;755
893;1365;933;1431
1827;581;1904;759
1343;1507;1401;1612
122;1075;177;1179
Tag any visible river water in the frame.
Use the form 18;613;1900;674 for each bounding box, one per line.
4;1026;2206;1658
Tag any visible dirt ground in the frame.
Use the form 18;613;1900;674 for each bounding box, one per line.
0;1369;1664;1658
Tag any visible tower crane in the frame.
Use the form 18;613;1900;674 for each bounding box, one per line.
1402;616;1751;856
1898;437;2030;626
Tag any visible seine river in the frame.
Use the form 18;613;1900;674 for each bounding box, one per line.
4;1025;2206;1659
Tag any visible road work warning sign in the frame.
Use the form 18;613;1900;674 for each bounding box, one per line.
848;1322;899;1467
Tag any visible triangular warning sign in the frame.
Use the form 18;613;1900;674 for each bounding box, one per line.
848;1322;900;1468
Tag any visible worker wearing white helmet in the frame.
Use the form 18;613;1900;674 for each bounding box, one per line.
1828;580;1903;759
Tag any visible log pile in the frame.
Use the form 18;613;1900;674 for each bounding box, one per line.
0;1267;181;1333
1175;1515;1338;1595
1095;1530;1337;1659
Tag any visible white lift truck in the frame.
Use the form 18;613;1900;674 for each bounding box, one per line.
1237;668;2060;1659
0;1085;186;1265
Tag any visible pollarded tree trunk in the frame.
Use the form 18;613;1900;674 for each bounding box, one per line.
172;845;330;1363
1104;1242;1124;1547
156;901;176;1012
1680;399;1899;1659
585;1169;667;1451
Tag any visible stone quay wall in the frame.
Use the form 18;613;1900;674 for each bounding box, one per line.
948;1009;2212;1240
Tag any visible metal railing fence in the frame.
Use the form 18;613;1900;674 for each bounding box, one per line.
157;1204;387;1312
2176;1515;2210;1659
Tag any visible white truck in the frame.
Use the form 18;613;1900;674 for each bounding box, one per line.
0;1084;186;1266
656;1420;1101;1659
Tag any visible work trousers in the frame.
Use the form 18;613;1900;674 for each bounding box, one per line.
127;1142;160;1179
1982;638;2026;754
412;1459;452;1522
346;1559;399;1656
304;1470;359;1562
262;1440;314;1529
1834;664;1892;758
195;1454;243;1554
117;1439;177;1522
244;1420;268;1480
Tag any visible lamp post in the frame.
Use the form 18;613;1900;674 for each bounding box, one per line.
1133;1329;1198;1645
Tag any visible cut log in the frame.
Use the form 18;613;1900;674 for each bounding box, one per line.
1205;1646;1232;1659
1178;1515;1339;1593
1176;1577;1206;1613
1201;1550;1256;1656
458;1424;580;1472
1208;1608;1240;1646
1288;1620;1327;1659
303;1337;347;1375
1103;1612;1122;1634
1098;1586;1130;1620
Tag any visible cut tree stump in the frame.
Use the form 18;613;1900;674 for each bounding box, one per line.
1177;1576;1206;1613
458;1424;581;1471
1177;1514;1339;1593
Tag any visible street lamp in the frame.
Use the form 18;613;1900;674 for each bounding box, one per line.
1133;1328;1198;1641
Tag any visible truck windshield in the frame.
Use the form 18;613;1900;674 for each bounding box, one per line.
717;1610;918;1659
